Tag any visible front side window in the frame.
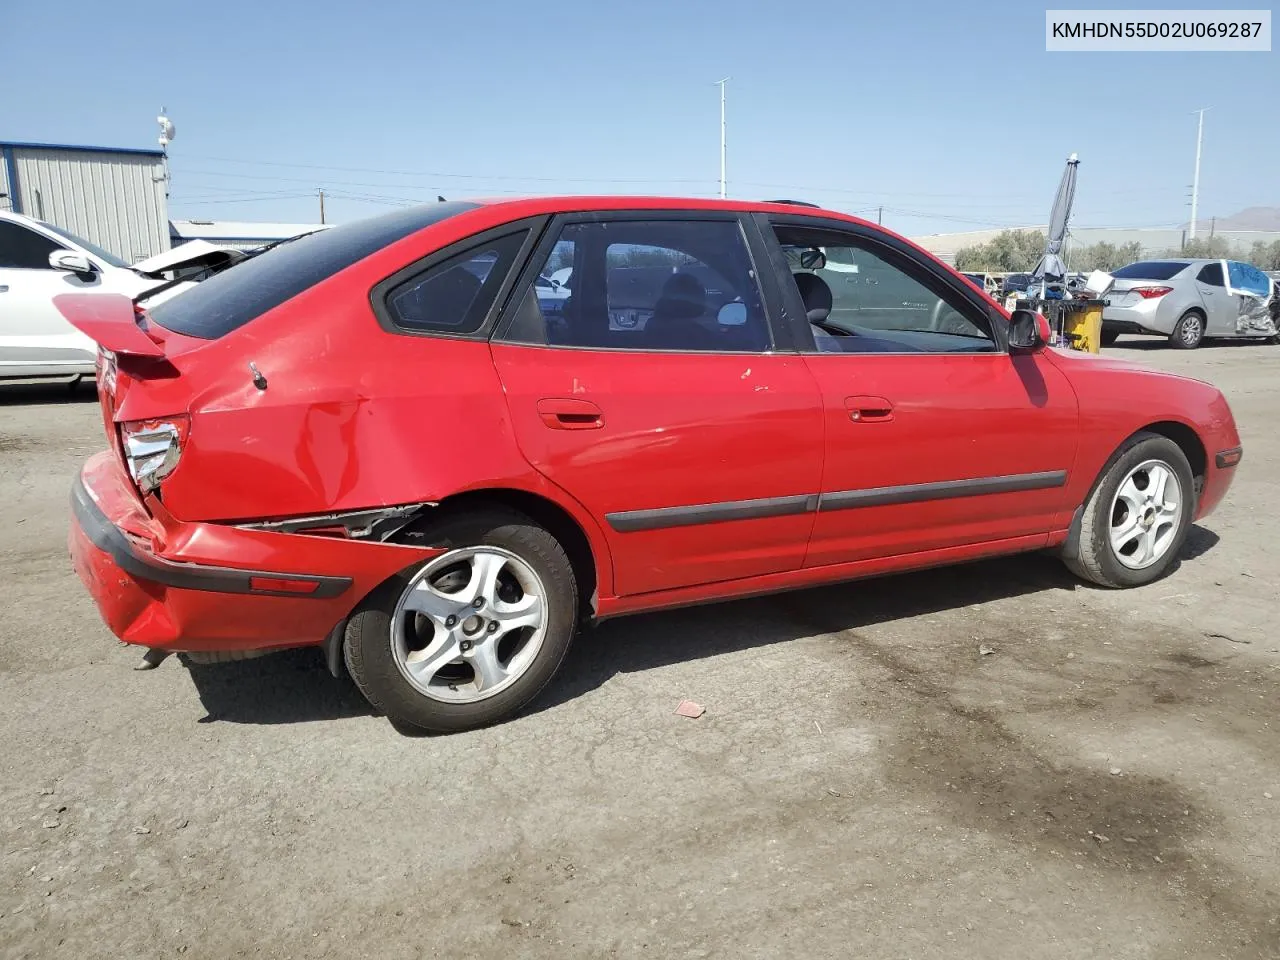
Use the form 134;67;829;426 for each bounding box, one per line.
774;226;996;354
386;231;527;334
0;221;63;270
503;219;770;352
1197;262;1224;286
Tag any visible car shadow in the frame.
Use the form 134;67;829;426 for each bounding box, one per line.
1111;338;1268;352
534;526;1223;717
1179;523;1220;562
181;650;375;725
531;551;1076;716
177;529;1222;728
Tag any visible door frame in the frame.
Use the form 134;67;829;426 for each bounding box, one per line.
1192;259;1234;335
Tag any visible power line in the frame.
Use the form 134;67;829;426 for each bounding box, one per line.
174;154;1176;203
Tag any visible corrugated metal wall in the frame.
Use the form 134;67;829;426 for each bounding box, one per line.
0;151;12;210
10;147;169;262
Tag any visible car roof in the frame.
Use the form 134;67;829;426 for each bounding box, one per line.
467;195;871;222
452;195;923;259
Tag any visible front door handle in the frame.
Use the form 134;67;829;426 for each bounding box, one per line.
845;395;894;423
536;398;604;430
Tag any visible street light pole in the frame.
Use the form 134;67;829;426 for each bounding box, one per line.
1189;108;1207;240
715;77;730;199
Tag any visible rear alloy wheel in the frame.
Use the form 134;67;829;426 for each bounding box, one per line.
1170;310;1205;350
344;509;578;732
1062;432;1195;588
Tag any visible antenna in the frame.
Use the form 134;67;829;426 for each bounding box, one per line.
715;78;730;199
157;108;176;198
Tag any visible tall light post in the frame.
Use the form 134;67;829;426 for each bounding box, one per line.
715;77;730;199
1188;108;1207;240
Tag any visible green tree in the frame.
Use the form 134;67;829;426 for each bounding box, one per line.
1067;241;1143;272
954;230;1047;272
1169;236;1236;260
1247;239;1280;270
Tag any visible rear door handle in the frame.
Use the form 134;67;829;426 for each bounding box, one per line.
845;395;894;423
536;398;604;430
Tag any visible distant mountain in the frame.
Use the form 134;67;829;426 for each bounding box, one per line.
1185;207;1280;232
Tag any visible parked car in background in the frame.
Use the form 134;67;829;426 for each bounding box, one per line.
0;211;240;383
61;197;1242;733
961;271;993;293
1001;272;1033;296
1102;258;1278;349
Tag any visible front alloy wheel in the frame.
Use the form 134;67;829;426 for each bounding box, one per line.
1108;460;1183;570
1061;431;1195;588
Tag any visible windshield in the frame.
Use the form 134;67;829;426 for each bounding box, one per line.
37;220;129;269
1112;261;1189;281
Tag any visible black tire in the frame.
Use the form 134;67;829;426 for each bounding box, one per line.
1169;310;1205;350
344;508;578;733
1100;329;1121;347
1061;431;1196;588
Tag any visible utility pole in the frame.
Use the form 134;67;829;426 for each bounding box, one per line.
1189;108;1206;240
877;206;883;225
318;188;325;224
715;77;730;199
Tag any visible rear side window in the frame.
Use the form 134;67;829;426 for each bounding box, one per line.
503;219;770;352
0;221;63;269
1112;261;1187;281
385;231;528;335
1197;262;1224;286
148;202;478;339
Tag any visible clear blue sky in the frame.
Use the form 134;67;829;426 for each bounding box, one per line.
3;0;1275;235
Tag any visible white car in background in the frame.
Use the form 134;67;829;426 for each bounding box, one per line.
0;211;243;383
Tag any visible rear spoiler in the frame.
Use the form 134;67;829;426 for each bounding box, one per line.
52;294;165;358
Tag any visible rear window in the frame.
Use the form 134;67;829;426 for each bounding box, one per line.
148;202;478;339
1112;261;1188;281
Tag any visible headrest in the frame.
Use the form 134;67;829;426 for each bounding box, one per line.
794;272;832;322
653;272;706;321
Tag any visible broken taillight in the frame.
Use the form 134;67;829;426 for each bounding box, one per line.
120;416;190;494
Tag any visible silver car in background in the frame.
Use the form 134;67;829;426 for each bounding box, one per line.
1102;258;1277;349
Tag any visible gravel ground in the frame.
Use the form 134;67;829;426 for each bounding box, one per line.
1;341;1277;959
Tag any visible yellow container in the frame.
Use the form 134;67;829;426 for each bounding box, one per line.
1062;301;1104;353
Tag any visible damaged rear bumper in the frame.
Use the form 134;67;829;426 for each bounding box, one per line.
68;452;441;652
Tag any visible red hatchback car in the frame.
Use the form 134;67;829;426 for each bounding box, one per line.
61;197;1242;732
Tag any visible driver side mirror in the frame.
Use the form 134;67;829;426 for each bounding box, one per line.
49;251;98;277
1008;308;1050;351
